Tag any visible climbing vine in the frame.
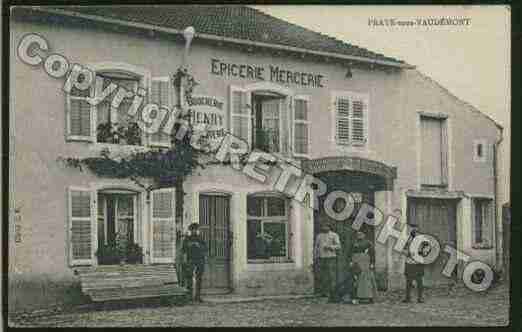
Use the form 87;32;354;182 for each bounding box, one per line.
58;66;203;189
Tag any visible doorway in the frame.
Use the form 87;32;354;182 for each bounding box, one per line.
407;197;458;286
199;194;232;293
97;192;138;264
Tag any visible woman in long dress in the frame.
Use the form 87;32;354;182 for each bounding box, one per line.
351;231;378;304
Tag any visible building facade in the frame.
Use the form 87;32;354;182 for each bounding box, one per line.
9;6;504;310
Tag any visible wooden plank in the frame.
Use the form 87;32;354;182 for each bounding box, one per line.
87;285;187;302
82;278;178;291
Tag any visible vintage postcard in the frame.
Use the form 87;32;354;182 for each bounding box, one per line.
7;4;510;327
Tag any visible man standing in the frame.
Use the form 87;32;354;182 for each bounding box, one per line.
314;223;342;303
402;223;425;303
181;223;208;303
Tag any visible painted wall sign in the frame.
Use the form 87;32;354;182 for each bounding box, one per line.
210;58;325;88
188;95;227;152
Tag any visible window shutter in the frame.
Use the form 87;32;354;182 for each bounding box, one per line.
150;188;176;263
229;85;252;148
335;96;350;145
149;77;173;147
68;187;96;266
293;96;310;157
351;99;366;146
66;84;95;142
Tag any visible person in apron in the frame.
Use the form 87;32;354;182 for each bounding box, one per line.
350;230;377;304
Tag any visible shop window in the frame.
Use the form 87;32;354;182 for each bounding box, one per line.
473;198;493;249
247;194;290;262
332;91;368;147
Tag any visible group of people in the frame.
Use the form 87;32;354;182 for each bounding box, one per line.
314;222;425;304
179;220;426;304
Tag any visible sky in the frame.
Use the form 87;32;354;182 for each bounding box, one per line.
255;5;511;201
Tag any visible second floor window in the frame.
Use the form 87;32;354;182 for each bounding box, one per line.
252;93;283;154
332;91;368;147
96;72;141;145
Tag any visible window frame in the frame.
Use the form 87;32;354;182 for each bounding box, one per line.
65;83;95;142
149;76;174;148
419;114;449;188
331;90;369;148
473;139;487;163
246;194;291;263
471;197;494;249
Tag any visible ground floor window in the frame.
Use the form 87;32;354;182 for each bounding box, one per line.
473;198;493;248
247;194;290;262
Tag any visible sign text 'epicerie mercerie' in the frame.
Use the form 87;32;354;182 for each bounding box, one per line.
210;58;325;88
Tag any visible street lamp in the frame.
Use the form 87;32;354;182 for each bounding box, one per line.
182;26;195;69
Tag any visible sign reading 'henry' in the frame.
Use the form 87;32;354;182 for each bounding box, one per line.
211;58;325;88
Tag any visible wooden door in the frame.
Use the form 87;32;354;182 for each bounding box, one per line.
407;198;457;286
199;194;231;292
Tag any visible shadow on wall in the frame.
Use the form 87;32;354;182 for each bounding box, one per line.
9;277;91;313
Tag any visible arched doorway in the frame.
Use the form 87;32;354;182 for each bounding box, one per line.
302;157;397;294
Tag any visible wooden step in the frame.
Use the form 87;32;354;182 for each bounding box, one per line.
87;284;187;302
81;276;178;291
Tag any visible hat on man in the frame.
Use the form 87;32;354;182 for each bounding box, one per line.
188;223;200;231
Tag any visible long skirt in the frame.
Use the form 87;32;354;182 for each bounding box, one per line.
352;252;378;300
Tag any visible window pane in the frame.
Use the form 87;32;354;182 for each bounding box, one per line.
152;191;173;218
117;195;133;216
264;222;287;257
247;219;263;259
232;116;249;141
267;196;286;216
247;196;264;216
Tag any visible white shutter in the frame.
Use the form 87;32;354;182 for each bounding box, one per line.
293;95;310;157
229;85;252;148
351;99;366;146
149;77;173;147
66;83;95;142
150;188;176;263
68;187;97;266
335;95;350;145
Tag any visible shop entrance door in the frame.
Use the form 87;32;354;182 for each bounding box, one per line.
199;194;232;293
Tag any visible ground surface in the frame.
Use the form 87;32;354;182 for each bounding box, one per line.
9;283;509;327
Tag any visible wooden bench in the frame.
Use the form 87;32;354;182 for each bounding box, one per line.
75;264;187;302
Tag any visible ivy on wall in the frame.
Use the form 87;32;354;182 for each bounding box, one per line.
58;66;203;189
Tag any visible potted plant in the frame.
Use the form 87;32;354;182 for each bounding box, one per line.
95;243;121;265
126;242;144;264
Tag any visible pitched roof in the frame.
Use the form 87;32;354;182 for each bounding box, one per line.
28;5;411;68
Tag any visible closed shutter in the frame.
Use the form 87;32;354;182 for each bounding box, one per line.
421;117;446;185
150;188;176;263
351;99;366;145
293;96;310;157
149;77;172;147
66;82;95;141
335;96;350;145
68;187;97;266
229;85;252;147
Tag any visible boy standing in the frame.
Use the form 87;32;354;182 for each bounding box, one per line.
181;223;208;303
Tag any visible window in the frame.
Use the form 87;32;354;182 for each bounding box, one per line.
332;91;368;147
293;96;311;157
96;72;141;145
68;187;94;266
473;140;487;162
473;198;493;248
420;115;448;187
65;63;151;146
252;93;284;153
247;194;290;262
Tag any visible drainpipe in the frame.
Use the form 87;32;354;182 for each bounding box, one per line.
493;127;504;271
